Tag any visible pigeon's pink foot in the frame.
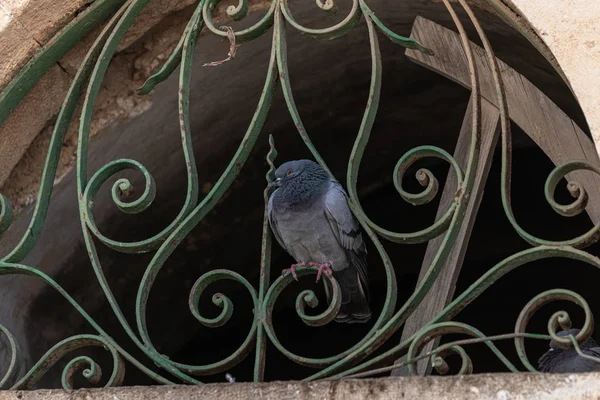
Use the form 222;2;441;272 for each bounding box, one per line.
282;262;305;281
309;262;333;282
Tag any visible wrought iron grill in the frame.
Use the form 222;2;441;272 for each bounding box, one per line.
0;0;599;390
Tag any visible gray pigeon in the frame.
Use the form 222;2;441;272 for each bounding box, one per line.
268;159;371;323
537;329;600;373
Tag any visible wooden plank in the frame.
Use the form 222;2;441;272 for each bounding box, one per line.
392;97;500;376
406;16;600;225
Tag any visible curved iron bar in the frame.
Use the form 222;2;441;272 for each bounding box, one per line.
279;0;361;40
253;134;278;381
74;0;204;385
202;0;277;42
275;6;333;176
359;1;433;54
342;288;596;378
344;0;477;245
0;195;12;236
302;0;482;381
341;332;548;379
12;334;126;391
569;335;600;364
1;0;133;263
0;0;129;127
333;246;600;378
0;324;20;388
314;0;600;381
262;266;344;367
0;0;597;388
258;4;399;370
514;288;595;371
0;262;176;388
133;0;280;379
405;322;518;376
78;0;201;255
456;0;600;248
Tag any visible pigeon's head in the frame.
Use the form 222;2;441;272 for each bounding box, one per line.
549;329;598;350
550;329;582;350
271;159;329;190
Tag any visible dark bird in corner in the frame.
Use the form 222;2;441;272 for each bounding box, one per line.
268;159;371;324
538;329;600;373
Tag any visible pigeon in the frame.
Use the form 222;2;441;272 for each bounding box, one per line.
537;328;600;373
268;159;371;323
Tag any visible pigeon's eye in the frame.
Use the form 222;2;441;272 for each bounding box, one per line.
286;169;293;176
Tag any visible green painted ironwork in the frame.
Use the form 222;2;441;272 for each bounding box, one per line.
0;0;598;390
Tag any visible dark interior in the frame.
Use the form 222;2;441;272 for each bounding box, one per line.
0;0;597;388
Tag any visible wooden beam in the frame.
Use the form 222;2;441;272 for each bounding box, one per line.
405;16;600;225
393;97;500;376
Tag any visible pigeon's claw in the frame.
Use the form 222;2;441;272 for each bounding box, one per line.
309;262;333;282
282;262;305;281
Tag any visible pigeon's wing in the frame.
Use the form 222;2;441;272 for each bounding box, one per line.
268;192;289;253
582;347;600;372
538;347;600;373
324;181;366;254
324;181;369;292
588;346;600;358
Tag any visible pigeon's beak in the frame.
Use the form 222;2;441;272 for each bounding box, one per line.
268;178;281;188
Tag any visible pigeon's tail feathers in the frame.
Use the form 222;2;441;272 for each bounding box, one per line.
324;266;371;324
335;280;371;324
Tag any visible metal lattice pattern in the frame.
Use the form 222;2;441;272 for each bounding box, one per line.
0;0;598;390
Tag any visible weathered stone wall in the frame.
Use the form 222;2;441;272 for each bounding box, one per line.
3;374;600;400
507;0;600;154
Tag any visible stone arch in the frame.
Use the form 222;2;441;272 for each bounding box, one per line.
0;0;598;389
